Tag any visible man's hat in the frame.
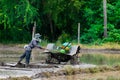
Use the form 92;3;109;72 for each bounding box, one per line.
35;33;41;38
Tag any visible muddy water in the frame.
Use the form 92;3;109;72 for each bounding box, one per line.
0;47;120;79
0;48;97;79
1;48;120;62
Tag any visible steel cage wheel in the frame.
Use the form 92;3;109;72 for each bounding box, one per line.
46;53;52;63
70;54;79;65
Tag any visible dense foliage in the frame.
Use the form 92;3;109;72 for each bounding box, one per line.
0;0;120;43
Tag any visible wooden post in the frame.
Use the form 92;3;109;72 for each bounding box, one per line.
78;23;80;45
103;0;107;37
32;21;36;39
32;21;36;62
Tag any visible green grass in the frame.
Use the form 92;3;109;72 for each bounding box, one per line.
106;76;120;80
80;53;120;66
80;42;120;49
0;41;120;49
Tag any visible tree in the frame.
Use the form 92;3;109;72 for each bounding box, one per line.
0;0;120;43
0;0;39;42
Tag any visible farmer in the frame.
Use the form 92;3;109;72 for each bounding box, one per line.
17;33;45;67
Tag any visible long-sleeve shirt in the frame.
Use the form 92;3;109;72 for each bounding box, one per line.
25;38;42;51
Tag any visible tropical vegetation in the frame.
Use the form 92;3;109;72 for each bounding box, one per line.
0;0;120;44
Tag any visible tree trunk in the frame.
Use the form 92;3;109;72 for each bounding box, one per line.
103;0;107;37
48;14;54;41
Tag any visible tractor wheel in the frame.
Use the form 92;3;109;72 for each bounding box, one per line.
46;53;52;63
70;54;79;65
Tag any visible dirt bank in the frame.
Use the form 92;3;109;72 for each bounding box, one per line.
40;71;120;80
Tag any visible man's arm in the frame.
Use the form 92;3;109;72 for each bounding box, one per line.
32;40;45;49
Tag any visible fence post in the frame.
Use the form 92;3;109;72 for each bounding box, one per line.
32;21;36;39
32;21;36;62
78;23;80;45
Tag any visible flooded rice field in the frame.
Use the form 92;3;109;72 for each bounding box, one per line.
0;46;120;79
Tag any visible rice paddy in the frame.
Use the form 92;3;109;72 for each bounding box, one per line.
80;53;120;66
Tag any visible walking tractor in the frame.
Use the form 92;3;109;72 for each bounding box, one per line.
0;42;80;68
44;42;81;64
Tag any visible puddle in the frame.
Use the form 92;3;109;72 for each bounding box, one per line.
0;68;33;78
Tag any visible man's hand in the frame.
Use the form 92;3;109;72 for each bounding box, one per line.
41;48;49;50
43;48;50;51
41;47;46;50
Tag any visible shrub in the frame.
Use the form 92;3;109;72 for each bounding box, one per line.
57;32;71;43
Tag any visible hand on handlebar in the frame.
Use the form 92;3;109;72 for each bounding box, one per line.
42;48;49;51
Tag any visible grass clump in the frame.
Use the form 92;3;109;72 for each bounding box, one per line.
42;72;51;78
99;65;115;72
88;67;100;73
107;76;120;80
64;65;75;75
113;64;120;70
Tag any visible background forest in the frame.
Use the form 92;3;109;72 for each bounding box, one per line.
0;0;120;44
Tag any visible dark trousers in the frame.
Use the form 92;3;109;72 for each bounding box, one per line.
19;50;31;64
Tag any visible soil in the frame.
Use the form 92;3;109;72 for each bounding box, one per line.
0;44;120;80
